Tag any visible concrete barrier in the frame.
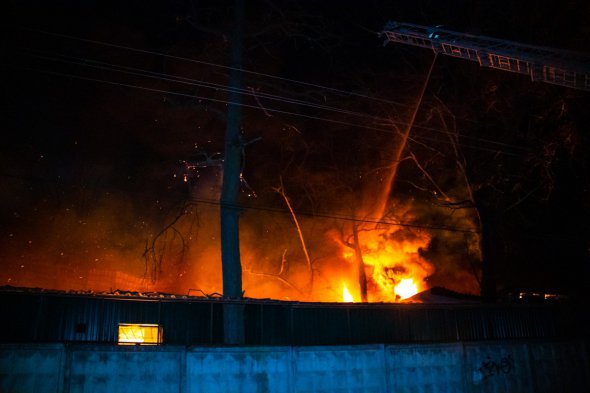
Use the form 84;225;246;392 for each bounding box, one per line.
386;343;464;393
292;345;386;393
186;346;291;393
528;340;590;393
0;344;64;393
464;342;533;393
66;345;183;393
1;340;588;393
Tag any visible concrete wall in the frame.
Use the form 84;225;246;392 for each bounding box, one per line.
68;346;183;393
292;345;386;393
187;347;291;393
1;340;588;393
386;343;464;393
0;344;64;393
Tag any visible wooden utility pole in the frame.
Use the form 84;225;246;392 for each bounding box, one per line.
220;0;245;344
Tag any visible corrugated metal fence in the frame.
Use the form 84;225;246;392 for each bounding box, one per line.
0;292;585;345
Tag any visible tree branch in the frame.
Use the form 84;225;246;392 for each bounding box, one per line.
273;177;313;287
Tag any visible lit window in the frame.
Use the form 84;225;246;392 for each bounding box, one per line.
118;323;163;345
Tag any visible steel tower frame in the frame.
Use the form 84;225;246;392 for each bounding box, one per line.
382;21;590;91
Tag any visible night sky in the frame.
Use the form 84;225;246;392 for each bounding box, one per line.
1;1;589;302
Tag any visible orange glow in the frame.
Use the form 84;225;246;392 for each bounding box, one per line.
394;278;418;299
2;197;445;303
340;227;434;302
342;283;354;302
118;324;162;345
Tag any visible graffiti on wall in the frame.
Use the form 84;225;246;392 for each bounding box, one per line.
473;354;514;384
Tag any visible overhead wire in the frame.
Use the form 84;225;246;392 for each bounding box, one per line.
5;62;523;157
0;60;500;233
4;25;537;129
3;65;419;134
0;28;513;234
21;49;404;125
24;48;530;152
10;48;528;156
188;197;480;234
9;25;412;107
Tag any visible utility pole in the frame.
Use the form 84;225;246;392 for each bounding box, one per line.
220;0;245;344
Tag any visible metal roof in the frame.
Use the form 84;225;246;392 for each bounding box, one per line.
1;287;585;346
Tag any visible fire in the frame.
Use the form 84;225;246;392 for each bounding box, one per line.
341;227;434;302
394;278;418;300
342;283;354;303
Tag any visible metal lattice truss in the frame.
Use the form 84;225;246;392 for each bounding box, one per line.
382;21;590;91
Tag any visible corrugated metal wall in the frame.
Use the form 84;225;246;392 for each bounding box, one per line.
0;292;585;345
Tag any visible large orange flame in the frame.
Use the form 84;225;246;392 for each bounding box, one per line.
342;227;433;302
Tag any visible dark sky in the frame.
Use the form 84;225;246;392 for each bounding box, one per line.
1;1;589;301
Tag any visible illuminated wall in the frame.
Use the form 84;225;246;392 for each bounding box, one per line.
1;341;588;393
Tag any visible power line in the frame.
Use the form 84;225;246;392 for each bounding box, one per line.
8;46;524;156
188;197;481;234
22;49;403;126
7;25;544;153
6;25;547;135
20;48;530;152
7;65;411;132
10;25;412;107
4;62;524;157
0;60;482;236
7;63;525;157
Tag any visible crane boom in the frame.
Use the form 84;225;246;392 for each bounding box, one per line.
382;21;590;91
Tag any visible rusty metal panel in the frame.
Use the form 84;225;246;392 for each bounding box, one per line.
531;306;558;338
407;306;456;342
349;306;411;344
552;305;583;339
160;301;223;345
0;293;41;342
291;305;350;345
244;303;291;345
486;308;527;339
455;307;490;341
37;295;103;342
